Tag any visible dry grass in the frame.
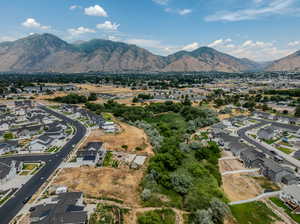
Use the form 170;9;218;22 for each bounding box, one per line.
222;173;263;202
53;167;144;207
83;121;154;156
76;84;146;94
219;159;245;173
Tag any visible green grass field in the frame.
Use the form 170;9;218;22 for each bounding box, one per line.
230;201;281;224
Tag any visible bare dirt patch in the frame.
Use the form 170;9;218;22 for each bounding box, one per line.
53;166;144;207
222;173;263;202
219;159;245;173
83;121;154;156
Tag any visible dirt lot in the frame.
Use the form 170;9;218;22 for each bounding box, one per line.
219;159;245;173
53;167;144;207
83;121;154;156
222;173;263;202
76;84;146;94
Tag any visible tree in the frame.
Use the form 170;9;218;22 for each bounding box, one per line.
295;105;300;117
3;132;14;140
190;210;214;224
210;198;230;224
88;92;97;101
141;189;152;201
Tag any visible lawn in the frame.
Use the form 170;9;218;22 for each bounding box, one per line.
230;201;281;224
270;197;300;223
20;170;31;175
22;163;39;170
46;146;60;153
276;146;293;154
278;141;293;147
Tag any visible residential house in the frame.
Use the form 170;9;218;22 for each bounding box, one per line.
45;123;66;140
280;185;300;214
294;150;300;160
0;121;12;131
0;105;8;113
24;86;41;94
257;126;276;140
15;100;33;108
252;111;272;120
30;192;87;224
14;125;44;138
0;159;23;184
0;140;19;155
76;142;106;166
29;134;54;152
102;121;117;133
131;156;147;169
260;158;296;184
240;149;265;168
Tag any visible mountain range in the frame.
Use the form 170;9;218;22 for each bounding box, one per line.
0;33;298;73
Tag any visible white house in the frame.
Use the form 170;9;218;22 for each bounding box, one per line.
0;122;11;131
29;135;54;152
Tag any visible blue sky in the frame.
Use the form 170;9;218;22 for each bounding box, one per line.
1;0;300;61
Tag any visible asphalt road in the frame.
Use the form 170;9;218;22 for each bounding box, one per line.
0;105;87;224
237;119;300;167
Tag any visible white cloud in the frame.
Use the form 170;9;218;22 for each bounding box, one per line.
126;38;179;55
70;5;81;10
152;0;169;5
68;26;96;36
205;0;298;22
206;38;292;61
22;18;50;30
208;38;232;47
288;41;300;47
178;9;192;15
96;21;120;31
165;8;192;15
182;42;199;51
84;5;108;17
0;36;17;42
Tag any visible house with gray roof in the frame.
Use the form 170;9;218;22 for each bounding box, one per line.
240;149;265;168
260;158;297;184
0;160;23;184
76;142;106;166
30;192;87;224
0;140;19;155
257;126;276;140
29;134;54;152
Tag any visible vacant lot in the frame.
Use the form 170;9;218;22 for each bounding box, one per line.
219;159;245;173
222;173;262;202
76;84;146;94
84;121;153;155
53;166;144;207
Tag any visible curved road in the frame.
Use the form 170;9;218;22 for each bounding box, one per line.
237;119;300;168
0;105;87;224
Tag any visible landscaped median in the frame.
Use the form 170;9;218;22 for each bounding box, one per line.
270;197;300;223
21;162;43;175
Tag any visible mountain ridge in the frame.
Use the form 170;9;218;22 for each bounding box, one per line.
0;33;271;73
